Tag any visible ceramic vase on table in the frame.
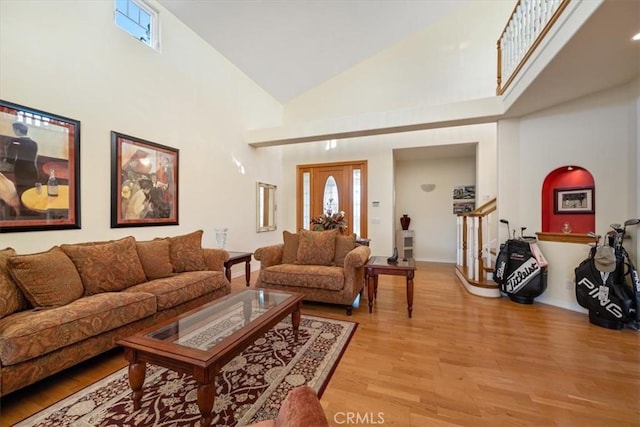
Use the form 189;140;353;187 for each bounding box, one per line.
400;214;411;231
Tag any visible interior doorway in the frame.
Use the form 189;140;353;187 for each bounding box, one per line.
296;160;368;237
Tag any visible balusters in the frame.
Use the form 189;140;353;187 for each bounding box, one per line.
498;0;568;94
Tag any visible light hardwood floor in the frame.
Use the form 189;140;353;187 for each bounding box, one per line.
1;262;639;426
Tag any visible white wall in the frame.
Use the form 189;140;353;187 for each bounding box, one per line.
283;0;513;123
281;123;496;257
395;156;475;262
496;119;521;243
497;80;639;311
0;0;284;256
636;79;640;259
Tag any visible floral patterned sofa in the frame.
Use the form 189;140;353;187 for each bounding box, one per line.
254;230;370;315
0;230;230;396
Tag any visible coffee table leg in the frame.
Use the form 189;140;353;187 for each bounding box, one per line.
406;270;415;318
128;361;146;410
243;298;252;325
197;381;216;427
291;302;301;340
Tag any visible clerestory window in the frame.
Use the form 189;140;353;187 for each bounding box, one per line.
114;0;159;50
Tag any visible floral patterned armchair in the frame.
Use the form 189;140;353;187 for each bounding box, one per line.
253;230;370;315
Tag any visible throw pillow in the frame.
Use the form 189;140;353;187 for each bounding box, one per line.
8;246;84;308
296;229;338;266
136;238;173;280
167;230;207;272
0;248;29;318
282;231;299;264
334;234;356;266
61;236;147;295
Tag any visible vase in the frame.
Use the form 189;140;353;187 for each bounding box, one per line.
215;228;228;249
400;214;411;231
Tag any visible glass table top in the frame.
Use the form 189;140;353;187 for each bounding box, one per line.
367;256;416;268
146;289;294;351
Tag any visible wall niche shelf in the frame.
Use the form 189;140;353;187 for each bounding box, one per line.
536;232;593;245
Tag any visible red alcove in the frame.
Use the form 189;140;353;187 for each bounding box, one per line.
541;166;595;233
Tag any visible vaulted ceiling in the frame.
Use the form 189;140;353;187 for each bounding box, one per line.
158;0;471;103
158;0;639;114
158;0;639;155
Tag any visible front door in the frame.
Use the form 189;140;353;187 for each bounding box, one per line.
311;165;350;219
297;160;367;237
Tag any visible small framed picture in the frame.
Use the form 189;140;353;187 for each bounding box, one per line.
453;185;475;214
111;131;179;228
554;186;594;214
0;100;81;233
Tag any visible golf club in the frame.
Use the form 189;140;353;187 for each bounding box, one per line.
500;219;510;240
623;218;640;240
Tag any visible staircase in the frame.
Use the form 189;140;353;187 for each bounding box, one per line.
455;197;501;298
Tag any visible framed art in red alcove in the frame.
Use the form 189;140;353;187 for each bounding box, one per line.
554;186;594;214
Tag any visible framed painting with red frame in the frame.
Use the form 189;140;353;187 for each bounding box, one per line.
111;131;179;228
0;100;81;233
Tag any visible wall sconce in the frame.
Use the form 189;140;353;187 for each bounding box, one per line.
420;184;436;192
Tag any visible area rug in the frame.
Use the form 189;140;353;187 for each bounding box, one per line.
14;315;356;427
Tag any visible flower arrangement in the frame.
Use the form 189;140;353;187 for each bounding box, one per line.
310;210;347;233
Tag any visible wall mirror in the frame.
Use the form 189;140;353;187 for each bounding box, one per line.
257;182;277;232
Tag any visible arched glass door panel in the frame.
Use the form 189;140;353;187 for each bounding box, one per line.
323;176;339;214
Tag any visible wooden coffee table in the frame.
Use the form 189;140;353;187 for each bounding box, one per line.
365;256;417;318
117;289;304;427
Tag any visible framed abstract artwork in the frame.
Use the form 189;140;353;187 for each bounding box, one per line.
0;99;81;232
110;131;179;228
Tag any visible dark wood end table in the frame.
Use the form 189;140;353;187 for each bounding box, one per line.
365;256;417;318
224;251;253;286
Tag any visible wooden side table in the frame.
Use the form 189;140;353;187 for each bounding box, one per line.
364;256;417;318
224;251;253;286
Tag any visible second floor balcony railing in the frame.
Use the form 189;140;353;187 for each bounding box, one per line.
497;0;571;95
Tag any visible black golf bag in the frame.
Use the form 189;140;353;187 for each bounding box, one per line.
575;246;640;330
493;238;548;304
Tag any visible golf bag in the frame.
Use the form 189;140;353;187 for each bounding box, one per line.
574;245;640;330
493;238;548;304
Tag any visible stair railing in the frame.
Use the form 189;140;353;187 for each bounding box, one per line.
456;197;497;282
